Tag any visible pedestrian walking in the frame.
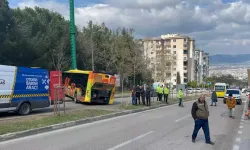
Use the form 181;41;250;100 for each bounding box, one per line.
226;93;236;119
210;91;217;106
191;94;215;145
164;86;169;104
146;85;151;106
178;89;183;107
141;85;146;105
131;86;136;105
135;85;141;105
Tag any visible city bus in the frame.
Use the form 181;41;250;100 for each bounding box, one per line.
214;83;229;98
62;70;116;104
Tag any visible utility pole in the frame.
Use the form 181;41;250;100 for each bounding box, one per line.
91;32;95;71
69;0;77;69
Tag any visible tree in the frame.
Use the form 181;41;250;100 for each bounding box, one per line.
177;71;181;84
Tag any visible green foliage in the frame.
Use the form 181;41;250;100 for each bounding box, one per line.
0;4;153;88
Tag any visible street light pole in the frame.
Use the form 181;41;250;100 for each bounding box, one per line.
69;0;77;69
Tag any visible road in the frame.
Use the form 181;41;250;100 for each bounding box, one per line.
0;96;249;150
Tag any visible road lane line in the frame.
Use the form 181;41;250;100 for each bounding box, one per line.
239;125;243;129
107;131;154;150
238;131;242;134
233;145;239;150
175;115;191;122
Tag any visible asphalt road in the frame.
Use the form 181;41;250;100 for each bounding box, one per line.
0;96;249;150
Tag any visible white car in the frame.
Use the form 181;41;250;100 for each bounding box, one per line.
186;88;193;94
224;89;242;105
196;88;201;93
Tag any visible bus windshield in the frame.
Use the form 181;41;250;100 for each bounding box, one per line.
215;85;225;92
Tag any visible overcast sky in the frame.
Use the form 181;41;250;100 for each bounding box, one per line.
9;0;250;55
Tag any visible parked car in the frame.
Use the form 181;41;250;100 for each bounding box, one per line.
224;89;242;105
186;88;193;94
196;88;201;93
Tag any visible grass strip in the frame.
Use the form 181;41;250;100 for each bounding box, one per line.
0;109;113;135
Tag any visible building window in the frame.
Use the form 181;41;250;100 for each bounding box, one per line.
183;50;188;54
184;38;186;42
173;51;176;54
184;44;187;47
173;39;176;42
173;45;176;48
151;52;154;54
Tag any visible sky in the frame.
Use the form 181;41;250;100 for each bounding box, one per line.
8;0;250;55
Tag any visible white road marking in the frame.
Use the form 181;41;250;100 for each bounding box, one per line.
239;125;243;129
235;138;241;142
107;131;154;150
233;145;239;150
0;99;198;145
240;122;243;125
175;114;191;122
238;131;242;134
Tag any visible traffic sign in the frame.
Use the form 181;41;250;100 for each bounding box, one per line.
207;82;211;85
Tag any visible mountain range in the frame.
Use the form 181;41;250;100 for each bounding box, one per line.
209;54;250;64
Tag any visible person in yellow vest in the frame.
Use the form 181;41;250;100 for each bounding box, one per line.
158;85;163;101
226;93;236;119
164;86;169;104
156;85;161;101
178;89;184;107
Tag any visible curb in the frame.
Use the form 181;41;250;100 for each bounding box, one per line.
0;96;203;142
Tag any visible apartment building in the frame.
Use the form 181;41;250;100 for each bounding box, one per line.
194;49;210;83
141;34;195;85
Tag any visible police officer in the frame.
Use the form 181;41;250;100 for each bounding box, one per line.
164;85;169;104
159;85;163;101
178;88;184;107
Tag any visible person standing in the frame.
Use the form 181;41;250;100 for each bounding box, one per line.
135;85;141;105
145;85;151;106
156;85;161;101
178;89;183;107
131;86;136;105
158;85;163;101
164;86;169;104
226;93;236;119
141;85;146;105
210;91;217;106
191;94;215;145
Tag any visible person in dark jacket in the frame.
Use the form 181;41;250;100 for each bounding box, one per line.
141;85;146;105
191;95;214;145
131;86;136;105
210;91;217;106
135;85;141;105
145;85;151;106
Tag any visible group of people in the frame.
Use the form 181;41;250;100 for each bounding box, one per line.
156;85;170;103
131;85;151;106
210;90;237;118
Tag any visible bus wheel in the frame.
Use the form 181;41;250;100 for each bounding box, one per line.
18;103;31;115
74;93;78;103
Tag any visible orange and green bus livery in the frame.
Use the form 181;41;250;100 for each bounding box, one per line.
62;70;116;104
